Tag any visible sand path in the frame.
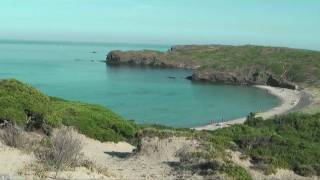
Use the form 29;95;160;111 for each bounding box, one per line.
78;133;198;179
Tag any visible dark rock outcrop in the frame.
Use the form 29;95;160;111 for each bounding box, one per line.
107;50;198;69
191;70;297;89
107;50;163;66
266;75;297;89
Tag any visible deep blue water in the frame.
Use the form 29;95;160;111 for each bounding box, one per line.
0;40;279;127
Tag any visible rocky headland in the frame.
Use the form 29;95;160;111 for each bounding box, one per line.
107;45;320;90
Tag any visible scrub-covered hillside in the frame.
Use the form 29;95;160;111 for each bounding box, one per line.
0;79;138;142
107;45;320;89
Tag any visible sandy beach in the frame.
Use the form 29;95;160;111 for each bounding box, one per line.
195;85;307;131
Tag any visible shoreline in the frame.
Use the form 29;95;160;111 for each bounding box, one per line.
194;85;307;131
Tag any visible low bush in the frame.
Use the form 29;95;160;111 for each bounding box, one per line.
50;98;138;142
35;127;83;171
220;162;252;180
0;124;25;148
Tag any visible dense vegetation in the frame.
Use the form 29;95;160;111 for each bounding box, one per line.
169;45;320;83
0;79;138;142
145;113;320;177
223;113;320;176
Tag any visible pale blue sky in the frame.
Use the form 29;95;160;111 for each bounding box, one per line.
1;0;319;50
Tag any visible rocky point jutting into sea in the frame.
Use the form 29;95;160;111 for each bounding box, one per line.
107;44;320;90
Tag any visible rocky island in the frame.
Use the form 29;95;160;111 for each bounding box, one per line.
107;45;320;89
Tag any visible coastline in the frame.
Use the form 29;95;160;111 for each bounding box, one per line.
194;85;306;131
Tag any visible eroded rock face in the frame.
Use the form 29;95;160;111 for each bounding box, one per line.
266;75;297;89
191;70;297;89
107;50;163;66
191;71;240;84
107;50;198;69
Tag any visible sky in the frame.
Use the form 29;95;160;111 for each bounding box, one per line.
0;0;319;50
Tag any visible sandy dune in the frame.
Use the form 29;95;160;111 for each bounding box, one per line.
1;130;318;179
0;141;35;178
79;133;198;179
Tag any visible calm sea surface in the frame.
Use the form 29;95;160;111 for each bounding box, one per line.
0;40;279;127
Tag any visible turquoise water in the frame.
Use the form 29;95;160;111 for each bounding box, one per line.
0;40;279;128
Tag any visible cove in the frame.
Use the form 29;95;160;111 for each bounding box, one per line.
0;40;279;128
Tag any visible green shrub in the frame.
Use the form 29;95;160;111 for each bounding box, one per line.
0;79;51;126
50;98;138;142
220;162;252;180
35;127;83;171
214;113;320;176
244;113;264;127
0;79;138;142
0;124;26;148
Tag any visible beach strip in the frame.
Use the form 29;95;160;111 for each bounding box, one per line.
194;85;304;131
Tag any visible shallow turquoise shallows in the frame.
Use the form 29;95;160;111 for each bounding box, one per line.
0;40;279;128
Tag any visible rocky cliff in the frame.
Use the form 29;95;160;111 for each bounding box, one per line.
106;45;320;89
106;49;198;69
190;69;297;89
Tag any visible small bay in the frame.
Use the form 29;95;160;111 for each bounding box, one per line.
0;40;279;127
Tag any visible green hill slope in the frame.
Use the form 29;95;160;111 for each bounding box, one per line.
0;79;137;142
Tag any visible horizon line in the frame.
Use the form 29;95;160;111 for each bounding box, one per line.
0;38;319;52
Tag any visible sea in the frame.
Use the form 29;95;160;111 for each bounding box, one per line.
0;40;279;127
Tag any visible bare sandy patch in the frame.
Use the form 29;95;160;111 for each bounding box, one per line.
301;86;320;114
78;133;199;179
0;141;35;177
